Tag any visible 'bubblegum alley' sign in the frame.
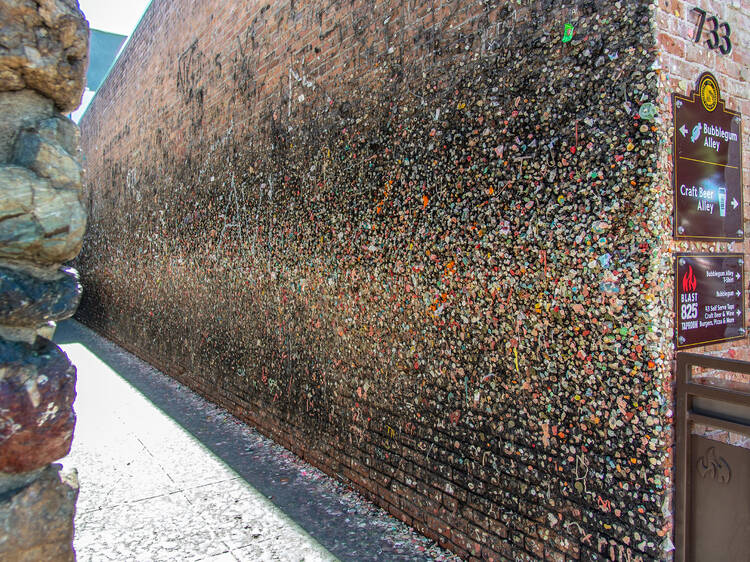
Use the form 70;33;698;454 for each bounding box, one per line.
673;72;743;241
675;253;745;349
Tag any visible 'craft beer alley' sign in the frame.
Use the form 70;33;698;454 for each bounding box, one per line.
673;72;743;241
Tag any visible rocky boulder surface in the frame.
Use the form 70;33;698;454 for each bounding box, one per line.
0;0;89;112
0;265;81;326
0;464;78;562
0;165;85;264
0;91;54;163
0;338;77;474
0;1;89;559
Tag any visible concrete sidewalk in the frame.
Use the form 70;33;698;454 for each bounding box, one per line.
57;320;459;562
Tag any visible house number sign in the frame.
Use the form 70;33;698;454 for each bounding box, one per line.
692;7;732;55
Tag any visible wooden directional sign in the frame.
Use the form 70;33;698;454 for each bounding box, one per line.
675;253;745;349
673;72;743;241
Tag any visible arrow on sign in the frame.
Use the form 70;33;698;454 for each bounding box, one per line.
679;124;688;137
732;198;739;209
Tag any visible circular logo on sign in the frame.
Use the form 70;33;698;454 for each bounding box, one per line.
699;74;719;112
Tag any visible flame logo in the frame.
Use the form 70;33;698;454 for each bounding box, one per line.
682;265;697;292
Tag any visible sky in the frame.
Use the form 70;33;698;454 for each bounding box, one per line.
71;0;152;121
79;0;152;36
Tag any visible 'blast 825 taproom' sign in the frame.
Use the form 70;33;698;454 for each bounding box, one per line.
675;253;745;349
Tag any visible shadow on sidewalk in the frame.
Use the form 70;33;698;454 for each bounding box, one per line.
56;319;453;562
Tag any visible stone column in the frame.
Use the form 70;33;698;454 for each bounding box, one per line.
0;1;89;560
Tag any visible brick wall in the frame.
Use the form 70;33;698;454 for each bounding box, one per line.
655;1;750;350
652;1;750;557
77;1;685;559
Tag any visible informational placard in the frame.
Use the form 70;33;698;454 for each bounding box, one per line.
675;253;745;349
673;72;743;241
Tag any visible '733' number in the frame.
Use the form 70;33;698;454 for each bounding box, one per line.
692;7;731;55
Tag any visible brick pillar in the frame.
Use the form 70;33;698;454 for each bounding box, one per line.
0;1;89;560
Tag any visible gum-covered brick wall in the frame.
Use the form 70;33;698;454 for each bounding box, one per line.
77;1;674;559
